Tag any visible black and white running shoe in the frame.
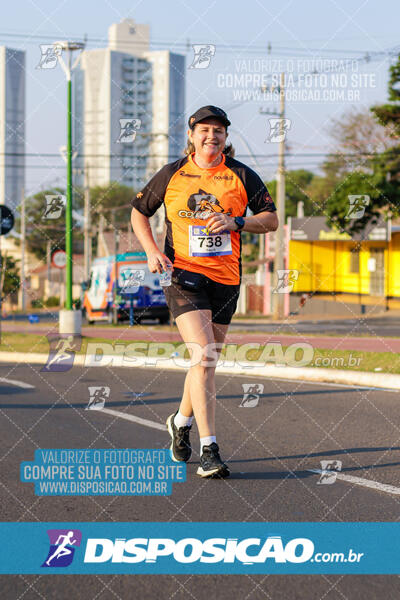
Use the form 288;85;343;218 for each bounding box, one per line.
197;442;230;478
166;411;192;462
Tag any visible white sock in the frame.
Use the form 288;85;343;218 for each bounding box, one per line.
200;436;216;454
174;410;193;429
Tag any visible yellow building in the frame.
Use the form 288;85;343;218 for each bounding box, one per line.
288;217;400;311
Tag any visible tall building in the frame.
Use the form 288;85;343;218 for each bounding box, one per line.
0;47;25;211
73;18;185;193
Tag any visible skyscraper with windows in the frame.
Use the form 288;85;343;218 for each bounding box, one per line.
73;19;185;192
0;47;25;211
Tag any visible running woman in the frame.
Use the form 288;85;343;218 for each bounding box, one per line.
131;105;278;478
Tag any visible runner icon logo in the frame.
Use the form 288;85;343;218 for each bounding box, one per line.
117;118;141;143
42;529;82;567
36;44;62;69
41;334;82;372
188;44;216;69
346;195;370;220
43;195;66;219
86;386;110;410
317;460;342;485
273;270;299;294
240;383;264;408
266;118;292;143
120;268;145;294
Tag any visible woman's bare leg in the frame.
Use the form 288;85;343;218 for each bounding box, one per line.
177;312;229;435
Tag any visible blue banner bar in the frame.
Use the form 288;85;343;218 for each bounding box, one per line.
0;522;399;574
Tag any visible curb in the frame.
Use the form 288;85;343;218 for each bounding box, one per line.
0;352;399;391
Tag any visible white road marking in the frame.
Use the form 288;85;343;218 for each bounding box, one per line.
308;469;400;496
98;407;166;431
0;377;34;389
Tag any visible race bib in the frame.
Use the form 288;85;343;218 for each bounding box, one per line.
189;225;232;257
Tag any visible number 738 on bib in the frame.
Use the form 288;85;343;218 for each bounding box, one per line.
189;225;233;257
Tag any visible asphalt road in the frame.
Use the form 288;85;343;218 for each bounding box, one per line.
230;316;400;338
1;363;400;598
5;312;400;337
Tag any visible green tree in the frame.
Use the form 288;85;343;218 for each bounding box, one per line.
1;255;20;299
371;55;400;137
324;171;381;233
322;67;400;230
266;169;319;219
89;182;135;228
17;188;84;261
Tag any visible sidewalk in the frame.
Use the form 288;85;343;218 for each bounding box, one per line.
3;321;400;353
231;309;400;325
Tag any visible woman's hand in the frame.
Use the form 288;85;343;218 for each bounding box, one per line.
206;213;236;233
147;251;173;274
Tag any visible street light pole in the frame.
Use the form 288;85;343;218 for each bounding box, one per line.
55;40;85;334
273;72;286;320
19;188;26;311
66;60;73;311
83;163;91;282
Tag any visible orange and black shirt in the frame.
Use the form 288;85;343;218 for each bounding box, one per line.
131;153;276;285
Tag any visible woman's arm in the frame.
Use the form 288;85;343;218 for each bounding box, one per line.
206;210;278;234
239;211;279;233
131;207;173;274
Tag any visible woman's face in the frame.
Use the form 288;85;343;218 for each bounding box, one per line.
188;117;228;161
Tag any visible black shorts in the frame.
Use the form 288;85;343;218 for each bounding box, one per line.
163;267;240;325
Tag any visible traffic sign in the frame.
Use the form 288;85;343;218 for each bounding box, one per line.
0;205;14;236
52;250;67;269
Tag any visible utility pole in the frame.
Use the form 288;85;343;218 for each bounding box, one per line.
112;211;120;325
47;240;52;299
19;188;26;311
83;163;91;282
97;212;105;257
273;72;286;320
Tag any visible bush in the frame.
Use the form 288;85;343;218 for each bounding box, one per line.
45;296;60;307
31;299;44;309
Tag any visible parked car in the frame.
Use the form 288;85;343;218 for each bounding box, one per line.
82;252;170;324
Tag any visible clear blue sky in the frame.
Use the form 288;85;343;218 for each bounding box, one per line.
2;0;400;192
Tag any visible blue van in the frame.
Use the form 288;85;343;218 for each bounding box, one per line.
82;252;170;324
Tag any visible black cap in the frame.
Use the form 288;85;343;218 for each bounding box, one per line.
188;105;231;129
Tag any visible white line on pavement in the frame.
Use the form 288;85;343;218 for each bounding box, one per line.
308;469;400;496
98;407;166;431
0;377;34;389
